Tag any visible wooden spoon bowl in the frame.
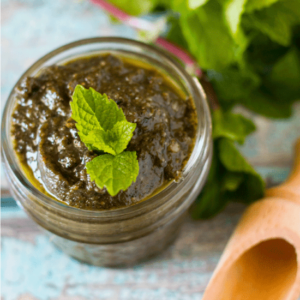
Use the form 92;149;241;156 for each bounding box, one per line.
203;139;300;300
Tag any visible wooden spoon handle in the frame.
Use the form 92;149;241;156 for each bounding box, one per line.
287;138;300;185
266;139;300;203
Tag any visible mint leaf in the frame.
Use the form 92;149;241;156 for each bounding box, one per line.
70;85;102;138
86;152;139;196
213;109;256;144
209;62;296;119
86;121;136;155
243;0;300;46
240;89;293;118
245;0;279;12
224;0;247;36
244;33;289;75
222;172;244;191
219;138;265;202
108;0;157;15
71;85;137;152
188;0;208;10
166;14;190;50
71;85;126;141
267;47;300;102
180;0;236;70
92;90;126;131
71;85;139;196
209;66;260;107
219;138;257;174
191;174;227;219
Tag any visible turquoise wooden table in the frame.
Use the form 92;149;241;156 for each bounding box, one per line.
2;1;300;299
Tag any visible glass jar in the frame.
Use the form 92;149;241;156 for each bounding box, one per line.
1;37;212;267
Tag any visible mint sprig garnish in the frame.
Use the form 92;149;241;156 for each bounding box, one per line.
71;85;139;196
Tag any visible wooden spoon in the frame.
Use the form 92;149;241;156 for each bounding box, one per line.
202;139;300;300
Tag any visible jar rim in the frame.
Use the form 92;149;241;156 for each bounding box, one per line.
1;37;211;218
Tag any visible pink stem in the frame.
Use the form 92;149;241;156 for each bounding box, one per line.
90;0;202;77
90;0;130;22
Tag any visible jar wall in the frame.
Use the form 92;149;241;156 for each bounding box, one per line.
48;212;187;267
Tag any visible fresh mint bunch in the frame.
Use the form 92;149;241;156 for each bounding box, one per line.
71;85;139;196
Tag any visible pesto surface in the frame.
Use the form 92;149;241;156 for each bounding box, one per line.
11;54;197;209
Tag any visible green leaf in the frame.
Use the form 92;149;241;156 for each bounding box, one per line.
219;138;265;202
240;88;293;118
224;0;247;35
166;14;190;50
267;47;300;102
92;89;126;131
180;0;236;70
86;152;139;196
219;138;257;173
86;121;136;155
233;172;265;203
245;0;280;12
71;85;126;138
222;172;244;191
209;66;260;106
243;0;300;46
213;109;256;144
70;85;102;137
191;179;228;219
71;85;136;151
108;0;157;15
188;0;208;9
244;32;290;76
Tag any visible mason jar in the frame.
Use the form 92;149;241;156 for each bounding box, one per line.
1;37;212;267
